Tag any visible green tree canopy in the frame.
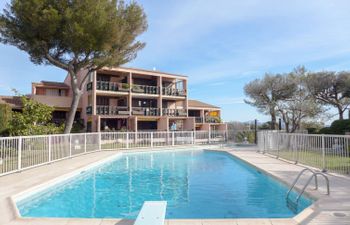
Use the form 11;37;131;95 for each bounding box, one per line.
244;73;296;129
276;67;323;133
9;95;63;136
305;71;350;120
0;0;147;133
0;103;12;136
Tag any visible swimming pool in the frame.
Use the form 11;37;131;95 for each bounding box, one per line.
16;150;313;219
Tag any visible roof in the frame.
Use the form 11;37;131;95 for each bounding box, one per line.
188;100;220;109
33;81;69;88
0;96;22;109
103;66;188;78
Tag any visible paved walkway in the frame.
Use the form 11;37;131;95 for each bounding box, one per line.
0;147;349;225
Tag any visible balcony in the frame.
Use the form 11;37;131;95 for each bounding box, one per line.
132;84;159;95
163;108;187;117
205;116;221;123
96;105;130;115
193;116;221;123
91;81;130;92
195;117;204;123
132;107;160;116
162;87;186;97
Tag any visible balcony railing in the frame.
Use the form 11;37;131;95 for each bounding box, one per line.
132;107;160;116
195;117;204;123
97;105;130;115
132;84;159;95
162;87;186;96
192;116;221;123
205;116;221;123
162;108;187;117
96;106;130;115
94;81;130;92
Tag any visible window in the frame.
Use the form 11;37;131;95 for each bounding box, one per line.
46;88;59;96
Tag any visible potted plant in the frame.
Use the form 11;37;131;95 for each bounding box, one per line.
119;83;130;92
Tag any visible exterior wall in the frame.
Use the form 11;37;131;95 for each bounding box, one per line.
28;67;226;133
31;95;79;109
158;117;168;131
184;117;195;131
200;123;211;131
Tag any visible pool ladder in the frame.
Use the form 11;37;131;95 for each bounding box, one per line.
286;168;330;212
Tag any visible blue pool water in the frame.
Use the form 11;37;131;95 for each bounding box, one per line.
17;150;313;219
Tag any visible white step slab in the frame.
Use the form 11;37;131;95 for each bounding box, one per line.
134;201;167;225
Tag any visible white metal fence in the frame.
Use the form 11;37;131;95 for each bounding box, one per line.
0;130;235;176
258;131;350;175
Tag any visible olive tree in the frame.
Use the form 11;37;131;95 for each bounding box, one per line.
306;71;350;120
276;67;323;133
0;0;147;133
244;73;296;129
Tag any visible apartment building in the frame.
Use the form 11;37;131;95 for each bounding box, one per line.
6;67;227;132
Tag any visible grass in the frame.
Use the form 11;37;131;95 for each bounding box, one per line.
0;143;98;174
274;150;350;174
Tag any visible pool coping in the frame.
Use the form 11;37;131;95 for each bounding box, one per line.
2;146;350;225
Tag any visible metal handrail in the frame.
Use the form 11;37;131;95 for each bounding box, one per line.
286;168;330;207
286;168;318;199
295;172;330;203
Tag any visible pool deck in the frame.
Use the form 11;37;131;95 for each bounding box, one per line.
0;146;349;225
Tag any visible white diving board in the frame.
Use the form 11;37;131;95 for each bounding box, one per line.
134;201;167;225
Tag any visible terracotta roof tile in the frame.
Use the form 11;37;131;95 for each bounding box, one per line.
188;99;220;109
0;96;22;109
38;81;69;88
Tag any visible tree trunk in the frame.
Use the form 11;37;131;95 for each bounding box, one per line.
270;112;277;130
64;90;81;134
338;106;344;120
285;123;290;133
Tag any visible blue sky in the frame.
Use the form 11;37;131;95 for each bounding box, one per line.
1;0;350;123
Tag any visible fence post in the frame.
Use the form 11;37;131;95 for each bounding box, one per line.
276;133;280;158
126;132;129;149
99;132;102;150
48;136;51;163
18;137;22;171
295;134;299;164
69;134;72;157
172;132;175;146
322;134;326;172
263;132;266;154
208;129;211;144
151;132;154;148
192;131;195;145
84;133;87;153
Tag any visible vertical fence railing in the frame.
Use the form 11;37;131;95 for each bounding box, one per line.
258;131;350;175
0;130;237;176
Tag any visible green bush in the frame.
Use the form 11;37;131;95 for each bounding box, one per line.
9;95;63;136
0;104;12;136
318;119;350;134
318;127;332;134
235;131;255;143
71;119;85;133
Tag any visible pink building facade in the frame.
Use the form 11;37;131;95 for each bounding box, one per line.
28;67;227;132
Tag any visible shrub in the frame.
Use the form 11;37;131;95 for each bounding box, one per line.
0;104;12;136
9;95;63;136
71;119;85;133
318;119;350;134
